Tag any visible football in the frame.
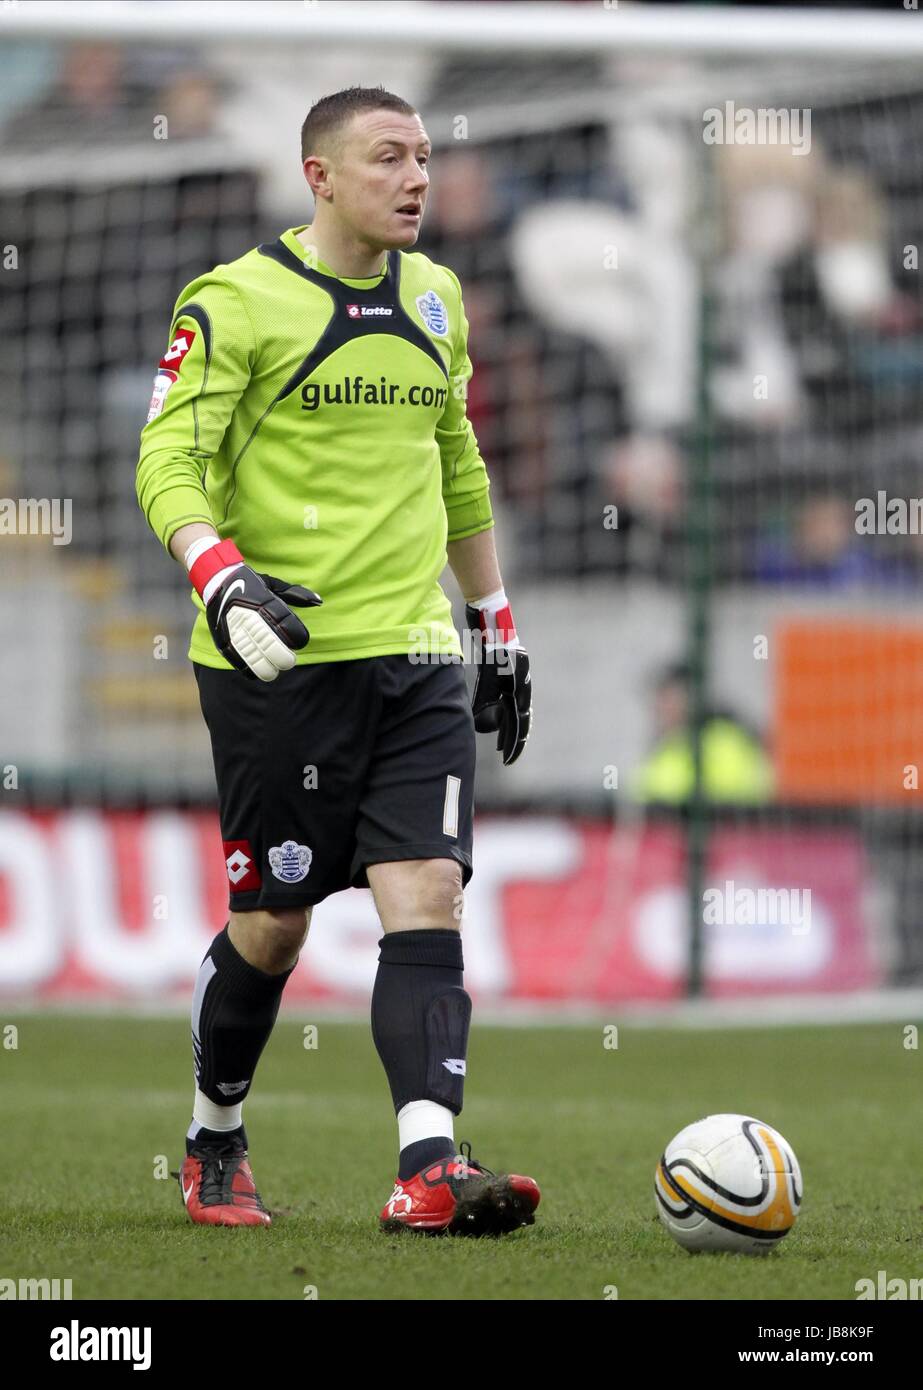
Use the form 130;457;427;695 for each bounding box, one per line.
655;1113;802;1254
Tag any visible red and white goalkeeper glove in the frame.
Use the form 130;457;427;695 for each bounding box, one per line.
185;536;322;682
465;588;531;766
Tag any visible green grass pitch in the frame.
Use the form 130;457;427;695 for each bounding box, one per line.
1;1015;918;1300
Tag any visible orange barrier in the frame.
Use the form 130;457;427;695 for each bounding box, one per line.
773;619;923;803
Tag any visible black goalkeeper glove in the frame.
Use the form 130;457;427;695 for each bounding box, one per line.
187;538;322;682
465;599;532;766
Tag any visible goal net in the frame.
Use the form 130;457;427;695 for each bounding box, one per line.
2;1;923;999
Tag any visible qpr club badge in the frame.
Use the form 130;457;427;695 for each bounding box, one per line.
416;289;448;337
268;839;313;884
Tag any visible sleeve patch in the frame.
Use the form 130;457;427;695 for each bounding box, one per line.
159;327;197;370
146;325;197;422
146;369;178;422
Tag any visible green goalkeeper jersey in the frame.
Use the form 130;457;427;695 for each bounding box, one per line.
136;224;494;667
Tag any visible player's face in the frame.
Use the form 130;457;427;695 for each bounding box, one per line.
335;109;431;250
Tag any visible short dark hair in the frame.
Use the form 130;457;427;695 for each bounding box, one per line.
300;86;417;164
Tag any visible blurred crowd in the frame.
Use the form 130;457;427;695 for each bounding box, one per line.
425;99;923;590
2;37;922;591
3;15;923;975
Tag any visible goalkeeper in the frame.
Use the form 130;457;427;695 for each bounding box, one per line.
136;86;537;1235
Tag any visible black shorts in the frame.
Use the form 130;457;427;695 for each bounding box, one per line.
194;654;476;910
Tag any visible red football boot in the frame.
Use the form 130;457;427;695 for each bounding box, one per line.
174;1135;271;1227
380;1141;540;1236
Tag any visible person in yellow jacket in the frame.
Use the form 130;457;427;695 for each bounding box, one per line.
631;661;774;804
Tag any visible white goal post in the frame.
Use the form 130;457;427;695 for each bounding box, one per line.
3;1;923;57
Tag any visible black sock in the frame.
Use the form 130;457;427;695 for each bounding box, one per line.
186;1124;248;1155
190;923;294;1123
398;1136;457;1181
371;928;472;1173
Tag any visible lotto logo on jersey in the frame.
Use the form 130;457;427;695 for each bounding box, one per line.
346;304;393;318
159;328;196;370
223;840;262;893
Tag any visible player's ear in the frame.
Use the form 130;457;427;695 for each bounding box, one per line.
303;155;330;199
